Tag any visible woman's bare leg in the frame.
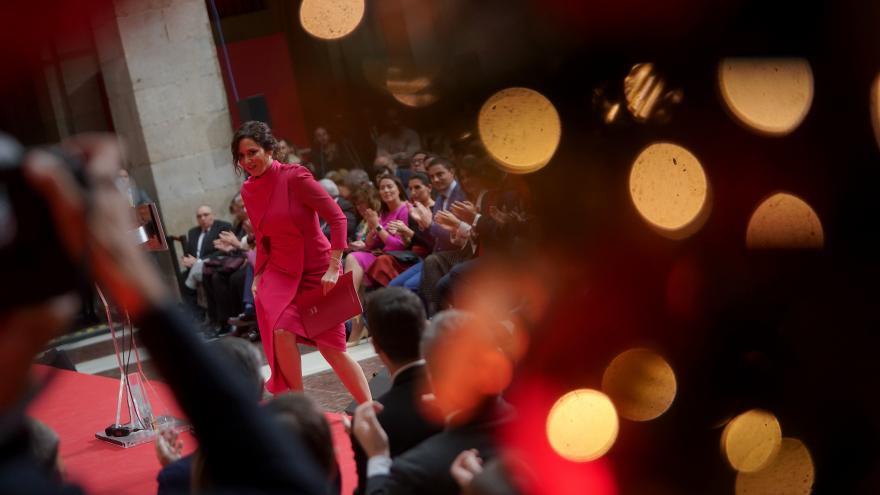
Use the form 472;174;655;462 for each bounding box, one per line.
344;256;367;343
318;343;371;404
344;255;365;290
274;329;303;391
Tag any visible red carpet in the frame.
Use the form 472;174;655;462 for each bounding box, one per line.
27;366;357;494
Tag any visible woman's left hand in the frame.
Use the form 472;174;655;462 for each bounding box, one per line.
364;208;380;229
322;264;339;294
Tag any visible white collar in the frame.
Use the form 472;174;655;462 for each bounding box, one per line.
391;359;426;382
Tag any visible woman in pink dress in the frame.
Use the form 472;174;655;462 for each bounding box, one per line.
232;121;370;401
344;173;411;290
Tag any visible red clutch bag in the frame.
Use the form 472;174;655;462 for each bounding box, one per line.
295;271;362;339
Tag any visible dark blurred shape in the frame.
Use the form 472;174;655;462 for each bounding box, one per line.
237;95;272;128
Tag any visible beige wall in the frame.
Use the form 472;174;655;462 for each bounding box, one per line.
92;0;240;241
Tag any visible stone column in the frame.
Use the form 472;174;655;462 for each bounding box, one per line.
92;0;239;241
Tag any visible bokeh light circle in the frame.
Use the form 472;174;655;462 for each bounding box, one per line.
870;74;880;151
719;58;814;136
299;0;365;40
629;142;708;234
385;67;438;108
601;348;677;421
735;438;815;495
478;87;561;174
546;389;619;462
746;192;824;249
722;409;782;473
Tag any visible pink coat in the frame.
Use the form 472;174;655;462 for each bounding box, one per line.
241;161;347;393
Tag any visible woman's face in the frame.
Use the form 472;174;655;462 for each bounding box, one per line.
408;178;431;204
378;178;401;205
237;138;273;177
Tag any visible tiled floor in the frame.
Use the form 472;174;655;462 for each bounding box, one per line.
304;355;385;412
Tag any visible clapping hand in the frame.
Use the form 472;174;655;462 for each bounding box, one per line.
155;427;183;467
353;401;389;458
435;210;462;232
364;208;380;229
181;254;197;268
213;238;234;253
450;201;477;225
450;449;484;492
218;231;242;250
409;201;433;229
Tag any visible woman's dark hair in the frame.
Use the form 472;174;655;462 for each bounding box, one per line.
351;183;381;212
265;393;338;480
375;173;407;213
231;121;276;176
408;172;431;188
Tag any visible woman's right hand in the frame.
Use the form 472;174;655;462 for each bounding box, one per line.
350;240;366;250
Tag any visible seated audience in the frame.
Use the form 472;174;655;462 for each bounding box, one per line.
388;157;465;296
351;288;443;494
319;178;359;242
181;205;232;329
353;310;515;495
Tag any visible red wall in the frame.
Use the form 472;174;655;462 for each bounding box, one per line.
217;33;309;147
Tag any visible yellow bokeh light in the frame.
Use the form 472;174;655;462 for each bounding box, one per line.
735;438;815;495
299;0;365;40
629;142;709;235
546;389;619;462
746;192;824;249
601;348;677;422
478;87;561;174
385;67;438;108
719;58;814;136
722;409;782;473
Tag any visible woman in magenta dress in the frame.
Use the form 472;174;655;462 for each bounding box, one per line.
232;121;370;401
344;173;411;291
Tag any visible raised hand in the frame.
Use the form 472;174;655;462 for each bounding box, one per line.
435;210;462;232
450;201;477;225
353;401;389;458
218;230;242;250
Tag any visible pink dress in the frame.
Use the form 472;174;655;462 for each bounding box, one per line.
349;203;410;282
241;161;348;393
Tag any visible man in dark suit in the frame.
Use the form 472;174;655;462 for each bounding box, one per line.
351;288;443;495
180;205;232;328
353;310;515;495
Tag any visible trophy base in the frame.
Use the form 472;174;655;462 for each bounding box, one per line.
94;416;189;448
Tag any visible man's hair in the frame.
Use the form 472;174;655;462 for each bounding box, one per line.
212;339;264;403
427;156;455;173
318;178;340;198
420;309;470;362
365;288;426;365
408;172;431;188
265;393;337;480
